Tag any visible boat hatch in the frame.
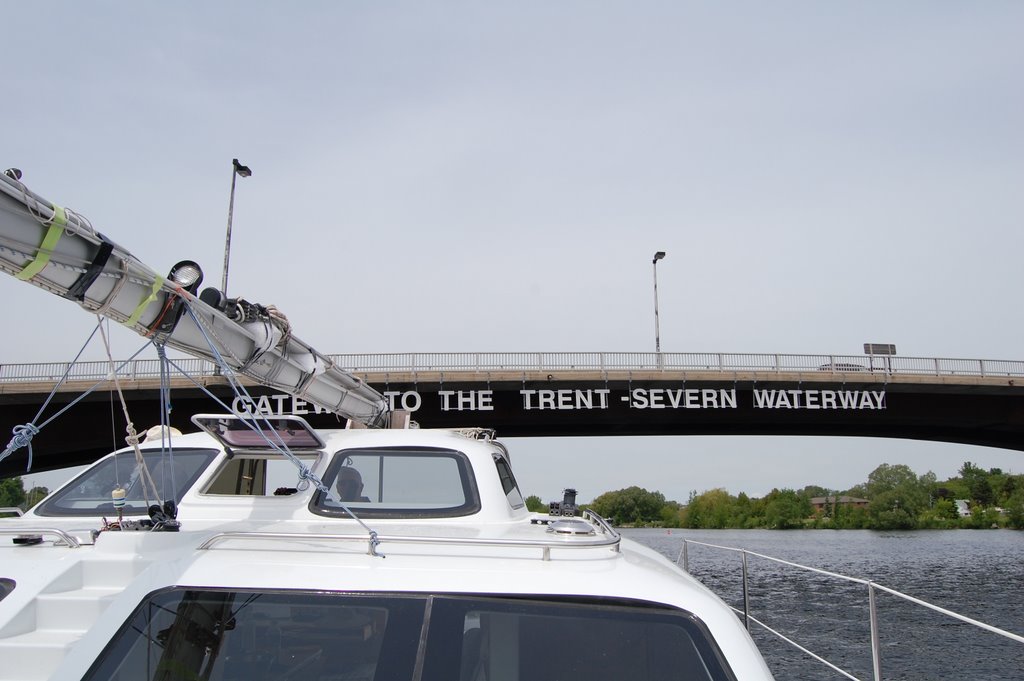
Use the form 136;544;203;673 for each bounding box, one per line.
191;414;326;451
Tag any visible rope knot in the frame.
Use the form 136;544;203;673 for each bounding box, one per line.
124;422;140;447
9;423;40;448
367;529;384;558
1;423;41;471
295;466;314;491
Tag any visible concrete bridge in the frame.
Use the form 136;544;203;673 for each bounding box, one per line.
3;351;1024;476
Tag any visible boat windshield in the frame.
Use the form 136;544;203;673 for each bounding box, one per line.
311;447;480;518
33;449;217;516
83;589;735;681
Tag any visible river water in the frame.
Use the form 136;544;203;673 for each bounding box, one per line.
626;529;1024;680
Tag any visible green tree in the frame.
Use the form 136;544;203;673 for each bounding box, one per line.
682;488;735;529
1005;489;1024;529
761;488;809;529
959;462;994;506
0;477;27;509
524;495;546;513
933;498;960;521
797;485;830;500
731;492;755;528
590;486;666;526
659;500;682;528
864;464;932;528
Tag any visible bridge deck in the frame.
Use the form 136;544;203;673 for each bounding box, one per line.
3;353;1024;477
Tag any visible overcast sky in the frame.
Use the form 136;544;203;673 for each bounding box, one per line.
5;2;1024;502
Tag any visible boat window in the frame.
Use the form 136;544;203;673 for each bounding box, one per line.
83;590;735;681
33;449;217;516
493;455;525;509
201;454;319;496
0;578;14;603
424;597;735;681
311;447;480;518
82;589;426;681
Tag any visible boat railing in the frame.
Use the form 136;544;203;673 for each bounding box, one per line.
0;527;81;548
677;539;1024;681
198;521;620;560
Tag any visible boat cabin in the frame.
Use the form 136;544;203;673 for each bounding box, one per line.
0;415;773;681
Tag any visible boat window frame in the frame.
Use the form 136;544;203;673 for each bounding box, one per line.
422;594;738;681
81;588;737;681
310;446;481;519
31;448;219;517
191;413;326;450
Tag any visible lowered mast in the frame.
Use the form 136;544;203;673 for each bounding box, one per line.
0;168;389;427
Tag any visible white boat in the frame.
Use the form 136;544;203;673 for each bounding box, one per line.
0;168;774;680
0;414;773;680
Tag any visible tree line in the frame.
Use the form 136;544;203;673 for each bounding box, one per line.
526;461;1024;530
0;477;49;513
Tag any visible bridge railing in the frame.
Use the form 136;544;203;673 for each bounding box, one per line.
0;358;217;383
3;352;1024;384
326;352;1024;377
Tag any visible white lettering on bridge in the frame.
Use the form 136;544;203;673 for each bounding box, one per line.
625;388;738;409
520;389;611;410
232;387;888;417
752;389;886;410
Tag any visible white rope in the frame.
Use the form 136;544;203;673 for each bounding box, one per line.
98;316;161;506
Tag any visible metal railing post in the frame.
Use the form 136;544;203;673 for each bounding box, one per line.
868;581;882;681
742;550;751;632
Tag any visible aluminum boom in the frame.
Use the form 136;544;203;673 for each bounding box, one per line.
0;169;389;427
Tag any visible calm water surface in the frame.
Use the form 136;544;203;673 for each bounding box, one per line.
626;529;1024;681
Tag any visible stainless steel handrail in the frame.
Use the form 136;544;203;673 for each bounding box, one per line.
4;351;1024;383
583;508;620;544
198;526;621;561
0;527;81;548
678;539;1024;681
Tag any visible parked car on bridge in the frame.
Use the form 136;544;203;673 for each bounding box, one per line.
817;362;867;372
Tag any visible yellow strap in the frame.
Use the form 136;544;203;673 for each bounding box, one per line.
124;275;166;327
15;205;67;281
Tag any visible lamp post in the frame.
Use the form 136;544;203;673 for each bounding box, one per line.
221;158;252;297
652;251;666;354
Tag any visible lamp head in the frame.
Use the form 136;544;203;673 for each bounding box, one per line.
168;260;204;291
653;251;666;263
150;261;205;336
232;159;252;178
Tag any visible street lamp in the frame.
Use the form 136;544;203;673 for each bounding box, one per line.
221;158;252;297
652;251;666;353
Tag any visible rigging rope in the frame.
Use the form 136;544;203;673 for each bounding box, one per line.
98;317;161;506
156;343;176;500
175;299;382;553
0;320;103;470
0;341;157;473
